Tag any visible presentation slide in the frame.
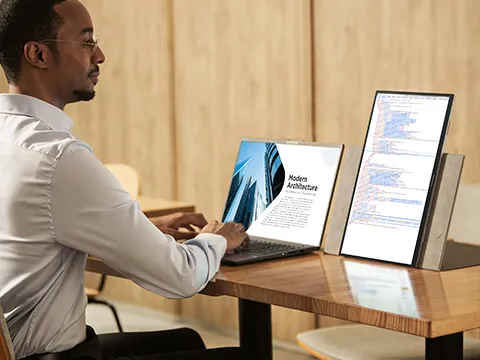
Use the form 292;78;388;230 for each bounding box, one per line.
341;92;451;265
222;141;342;246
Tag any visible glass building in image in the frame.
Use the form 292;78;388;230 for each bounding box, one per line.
222;142;285;229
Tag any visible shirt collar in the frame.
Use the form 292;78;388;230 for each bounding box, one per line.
0;94;74;132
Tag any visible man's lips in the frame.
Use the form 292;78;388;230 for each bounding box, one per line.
89;72;100;84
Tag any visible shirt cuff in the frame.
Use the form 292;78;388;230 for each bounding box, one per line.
193;233;227;256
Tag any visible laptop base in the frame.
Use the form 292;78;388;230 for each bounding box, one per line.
222;245;318;266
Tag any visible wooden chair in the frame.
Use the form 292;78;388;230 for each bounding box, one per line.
297;182;480;360
85;163;140;333
104;163;140;200
0;304;14;360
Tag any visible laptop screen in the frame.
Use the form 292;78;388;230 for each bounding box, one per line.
222;140;343;246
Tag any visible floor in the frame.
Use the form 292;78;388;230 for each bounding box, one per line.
86;300;313;360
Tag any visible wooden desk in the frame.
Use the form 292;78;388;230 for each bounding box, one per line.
137;196;195;218
87;252;480;360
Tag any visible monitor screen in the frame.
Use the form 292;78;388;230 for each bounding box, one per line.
341;91;454;265
222;140;343;246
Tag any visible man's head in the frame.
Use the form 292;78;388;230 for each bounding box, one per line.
0;0;105;108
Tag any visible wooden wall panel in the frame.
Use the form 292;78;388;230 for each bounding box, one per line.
69;0;180;314
313;0;480;182
172;0;315;342
0;79;7;93
67;0;175;199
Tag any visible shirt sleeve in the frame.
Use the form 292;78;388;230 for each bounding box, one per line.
49;141;226;299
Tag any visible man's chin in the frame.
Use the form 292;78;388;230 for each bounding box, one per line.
72;90;96;102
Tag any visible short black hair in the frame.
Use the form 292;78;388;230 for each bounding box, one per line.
0;0;67;83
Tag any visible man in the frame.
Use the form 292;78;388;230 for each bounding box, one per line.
0;1;256;359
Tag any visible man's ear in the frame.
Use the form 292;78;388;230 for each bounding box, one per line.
23;42;52;69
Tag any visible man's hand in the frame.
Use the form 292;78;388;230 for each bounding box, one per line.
151;212;208;240
200;221;249;253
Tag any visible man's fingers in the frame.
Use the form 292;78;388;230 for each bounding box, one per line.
176;231;199;240
183;224;196;232
233;222;245;232
177;213;208;228
226;221;245;231
158;226;199;240
241;233;250;247
150;216;167;227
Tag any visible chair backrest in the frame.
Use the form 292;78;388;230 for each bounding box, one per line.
449;182;480;245
105;163;140;199
0;304;14;360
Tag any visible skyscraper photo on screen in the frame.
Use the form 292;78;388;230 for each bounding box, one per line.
222;141;284;230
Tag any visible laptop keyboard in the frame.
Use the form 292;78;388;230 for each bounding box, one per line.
238;239;302;255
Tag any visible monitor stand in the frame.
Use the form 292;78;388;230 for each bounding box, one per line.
323;146;480;271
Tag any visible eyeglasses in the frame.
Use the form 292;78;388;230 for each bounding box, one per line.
39;34;100;52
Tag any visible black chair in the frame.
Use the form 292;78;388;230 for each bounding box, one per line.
86;274;123;332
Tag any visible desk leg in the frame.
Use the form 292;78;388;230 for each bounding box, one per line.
238;299;272;360
426;332;463;360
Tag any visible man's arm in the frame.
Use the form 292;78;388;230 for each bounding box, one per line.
49;142;226;299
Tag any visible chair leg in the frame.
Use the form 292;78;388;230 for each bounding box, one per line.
88;299;123;332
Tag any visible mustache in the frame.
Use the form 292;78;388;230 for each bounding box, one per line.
88;67;100;76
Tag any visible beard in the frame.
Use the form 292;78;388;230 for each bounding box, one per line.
72;89;96;102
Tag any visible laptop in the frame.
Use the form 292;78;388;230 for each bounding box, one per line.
221;138;344;265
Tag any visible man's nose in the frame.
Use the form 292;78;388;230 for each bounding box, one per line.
94;46;106;64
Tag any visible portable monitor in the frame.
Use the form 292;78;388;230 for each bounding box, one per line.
340;91;454;266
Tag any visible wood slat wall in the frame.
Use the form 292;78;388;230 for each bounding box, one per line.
172;0;315;342
313;0;480;182
67;0;176;199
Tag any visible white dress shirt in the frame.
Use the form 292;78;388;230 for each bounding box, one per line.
0;94;227;359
